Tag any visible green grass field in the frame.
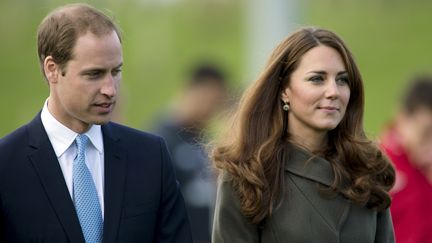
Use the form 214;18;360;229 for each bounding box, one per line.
1;0;431;138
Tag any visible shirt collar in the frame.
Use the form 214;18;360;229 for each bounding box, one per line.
41;98;103;157
86;123;103;153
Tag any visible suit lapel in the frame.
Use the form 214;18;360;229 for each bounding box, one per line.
102;123;127;243
27;113;85;243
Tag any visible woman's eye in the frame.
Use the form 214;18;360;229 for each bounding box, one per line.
337;77;349;85
309;76;324;83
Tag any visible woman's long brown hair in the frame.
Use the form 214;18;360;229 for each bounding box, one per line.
211;27;395;225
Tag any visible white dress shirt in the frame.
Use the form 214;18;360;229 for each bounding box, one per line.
40;99;105;216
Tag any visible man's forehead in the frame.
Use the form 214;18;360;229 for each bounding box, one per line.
72;31;120;52
66;31;122;67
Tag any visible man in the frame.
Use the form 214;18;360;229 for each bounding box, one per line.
153;64;227;243
380;75;432;243
0;4;192;243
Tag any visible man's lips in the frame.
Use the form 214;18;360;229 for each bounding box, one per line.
93;101;115;113
96;103;113;108
94;101;115;107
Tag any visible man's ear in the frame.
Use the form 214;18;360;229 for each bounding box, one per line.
43;56;60;84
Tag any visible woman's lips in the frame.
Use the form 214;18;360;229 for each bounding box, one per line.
318;106;339;112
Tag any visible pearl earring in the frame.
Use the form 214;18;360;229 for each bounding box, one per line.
283;101;290;111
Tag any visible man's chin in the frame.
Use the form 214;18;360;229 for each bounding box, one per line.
90;115;113;125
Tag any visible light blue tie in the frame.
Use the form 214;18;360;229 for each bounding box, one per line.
73;134;103;243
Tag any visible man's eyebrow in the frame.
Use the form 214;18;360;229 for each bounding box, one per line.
80;68;106;74
114;63;123;69
80;63;123;74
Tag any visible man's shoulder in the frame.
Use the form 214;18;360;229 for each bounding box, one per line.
104;121;164;144
0;123;29;152
0;124;32;177
104;122;171;161
0;113;44;151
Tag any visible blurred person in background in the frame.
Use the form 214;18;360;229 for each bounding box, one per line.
211;27;395;242
153;63;228;243
380;75;432;243
0;3;192;242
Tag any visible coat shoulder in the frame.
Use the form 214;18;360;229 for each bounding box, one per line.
0;123;28;147
104;122;170;152
105;122;163;144
0;124;29;160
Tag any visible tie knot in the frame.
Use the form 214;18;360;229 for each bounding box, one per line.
75;134;89;154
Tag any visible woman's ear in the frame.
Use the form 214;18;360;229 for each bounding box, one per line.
281;88;290;103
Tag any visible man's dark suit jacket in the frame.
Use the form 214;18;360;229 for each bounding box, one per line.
0;113;192;243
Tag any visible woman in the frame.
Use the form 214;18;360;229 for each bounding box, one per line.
211;27;395;242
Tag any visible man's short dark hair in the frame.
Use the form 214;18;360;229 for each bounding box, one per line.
188;63;226;88
403;74;432;113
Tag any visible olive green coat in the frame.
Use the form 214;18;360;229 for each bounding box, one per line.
212;146;395;243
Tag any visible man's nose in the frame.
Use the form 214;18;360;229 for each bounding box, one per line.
101;74;118;98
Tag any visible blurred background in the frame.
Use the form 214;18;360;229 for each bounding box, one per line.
2;1;432;242
1;0;432;138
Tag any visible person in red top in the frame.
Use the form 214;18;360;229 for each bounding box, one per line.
381;74;432;243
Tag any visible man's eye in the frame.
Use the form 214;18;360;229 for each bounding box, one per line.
86;71;102;79
112;69;122;76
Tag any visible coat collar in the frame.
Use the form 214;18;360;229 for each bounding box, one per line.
284;144;351;232
284;144;334;187
101;122;127;243
27;112;86;243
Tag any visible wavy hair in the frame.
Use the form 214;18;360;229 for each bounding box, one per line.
211;27;395;224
